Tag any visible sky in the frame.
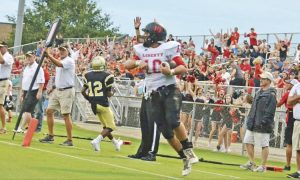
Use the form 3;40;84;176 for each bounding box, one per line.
1;0;299;50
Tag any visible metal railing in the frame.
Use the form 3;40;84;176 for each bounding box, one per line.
174;32;300;55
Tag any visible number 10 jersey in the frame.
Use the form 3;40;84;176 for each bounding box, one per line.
133;41;181;96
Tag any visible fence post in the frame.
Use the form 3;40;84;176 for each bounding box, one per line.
189;102;196;142
202;35;206;49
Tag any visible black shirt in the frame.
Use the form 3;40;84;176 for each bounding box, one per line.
83;70;114;107
279;45;287;58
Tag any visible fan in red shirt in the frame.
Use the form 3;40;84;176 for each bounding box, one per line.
208;89;225;146
277;79;298;171
253;57;263;87
230;27;240;46
244;28;257;47
245;71;255;94
198;60;207;73
223;46;231;59
240;58;252;74
42;64;50;91
277;80;295;121
207;40;219;64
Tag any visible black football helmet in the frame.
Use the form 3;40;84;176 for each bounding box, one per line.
142;22;167;47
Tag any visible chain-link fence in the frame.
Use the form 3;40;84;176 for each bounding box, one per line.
113;96;286;152
110;79;288;154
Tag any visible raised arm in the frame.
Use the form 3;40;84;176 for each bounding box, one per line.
134;17;142;43
209;29;216;38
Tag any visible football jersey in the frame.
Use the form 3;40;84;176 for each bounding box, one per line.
83;70;114;107
133;41;181;96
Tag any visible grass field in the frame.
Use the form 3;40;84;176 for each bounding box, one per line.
0;119;294;179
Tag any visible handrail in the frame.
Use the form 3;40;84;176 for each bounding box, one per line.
173;32;300;38
7;40;42;50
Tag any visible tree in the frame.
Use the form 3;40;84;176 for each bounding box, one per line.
7;0;119;44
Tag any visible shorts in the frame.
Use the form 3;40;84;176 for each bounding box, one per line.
181;102;193;113
284;112;295;145
47;88;75;114
95;104;116;130
194;104;204;120
23;89;39;113
292;121;300;151
149;85;182;139
243;130;270;147
0;80;8;105
221;119;233;129
211;111;222;122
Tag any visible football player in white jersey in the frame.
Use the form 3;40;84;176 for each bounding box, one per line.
128;17;161;162
125;21;198;176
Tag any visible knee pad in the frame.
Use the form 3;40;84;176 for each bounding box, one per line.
104;127;113;133
170;121;181;129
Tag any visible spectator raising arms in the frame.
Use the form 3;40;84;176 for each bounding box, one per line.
244;28;257;47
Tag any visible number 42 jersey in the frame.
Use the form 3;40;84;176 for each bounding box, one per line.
82;70;114;107
134;41;183;96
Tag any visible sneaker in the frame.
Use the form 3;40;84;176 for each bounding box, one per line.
182;158;192;176
60;139;73;146
128;154;144;159
287;172;300;178
240;161;256;171
221;148;228;153
113;139;123;151
183;148;199;164
141;153;156;161
284;166;291;171
213;145;221;152
253;165;266;172
39;135;54;143
0;128;7;134
91;139;100;151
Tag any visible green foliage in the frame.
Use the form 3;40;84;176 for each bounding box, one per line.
7;0;119;44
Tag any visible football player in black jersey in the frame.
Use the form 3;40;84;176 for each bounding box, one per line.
82;56;123;152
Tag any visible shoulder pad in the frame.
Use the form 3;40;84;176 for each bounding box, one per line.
133;44;144;53
161;41;180;50
83;70;92;77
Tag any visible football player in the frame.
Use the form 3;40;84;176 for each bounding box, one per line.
125;21;198;176
82;56;123;152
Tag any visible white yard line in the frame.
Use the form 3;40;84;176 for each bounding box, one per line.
0;140;181;180
115;155;161;165
194;169;240;179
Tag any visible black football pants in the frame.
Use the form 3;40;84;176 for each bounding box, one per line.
135;97;160;156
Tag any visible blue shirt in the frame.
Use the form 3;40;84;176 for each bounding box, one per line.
272;61;283;72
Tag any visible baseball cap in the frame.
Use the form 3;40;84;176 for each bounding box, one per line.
260;71;274;81
0;41;8;47
25;51;35;57
285;79;299;86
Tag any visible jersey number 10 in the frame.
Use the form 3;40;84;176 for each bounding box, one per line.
145;59;162;73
